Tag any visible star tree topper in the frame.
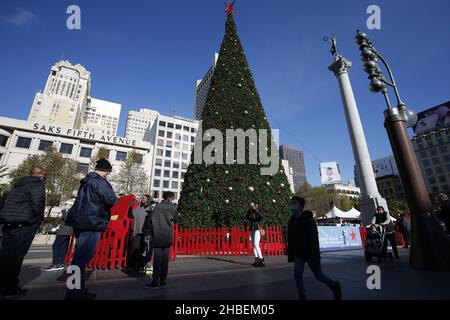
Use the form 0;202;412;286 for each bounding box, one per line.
225;1;235;15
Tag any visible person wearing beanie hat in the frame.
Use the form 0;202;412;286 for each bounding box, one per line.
95;158;112;172
65;157;118;300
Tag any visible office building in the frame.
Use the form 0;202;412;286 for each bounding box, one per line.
279;145;307;192
194;53;219;120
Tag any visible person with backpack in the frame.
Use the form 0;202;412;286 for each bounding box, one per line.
0;166;46;299
143;192;178;289
64;158;118;300
287;196;341;300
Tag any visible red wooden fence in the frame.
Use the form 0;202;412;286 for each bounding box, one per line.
170;225;286;261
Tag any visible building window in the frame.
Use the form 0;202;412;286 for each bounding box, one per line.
155;158;163;166
167;131;173;139
182;162;188;169
436;166;444;174
182;144;189;151
157;139;164;147
172;171;179;179
16;137;32;149
191;128;195;133
165;150;172;157
183;135;189;142
176;124;182;130
77;163;89;174
439;175;447;183
164;170;170;178
432;157;441;165
175;142;181;149
423;159;431;167
116;151;127;161
175;133;182;141
171;181;178;189
444;155;450;163
173;161;180;169
154;180;160;188
430;149;438;157
60;143;73;155
0;135;9;147
182;153;188;160
156;149;163;156
133;153;143;164
429;177;437;185
166;141;173;148
159;121;166;127
152;191;159;199
439;146;448;154
174;151;180;158
163;180;169;188
425;168;434;176
79;147;93;158
181;172;186;179
183;126;189;132
154;169;161;177
158;130;165;137
167;123;174;128
419;151;428;159
191;136;195;143
164;160;171;168
38;140;53;151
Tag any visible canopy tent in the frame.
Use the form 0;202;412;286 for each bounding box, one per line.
325;206;361;220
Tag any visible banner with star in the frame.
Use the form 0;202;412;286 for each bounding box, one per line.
318;226;363;251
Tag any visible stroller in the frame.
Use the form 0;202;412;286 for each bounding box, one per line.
364;224;394;262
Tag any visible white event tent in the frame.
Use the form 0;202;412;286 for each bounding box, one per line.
325;206;361;220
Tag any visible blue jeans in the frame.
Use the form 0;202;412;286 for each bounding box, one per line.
52;235;70;265
294;256;335;299
65;230;100;298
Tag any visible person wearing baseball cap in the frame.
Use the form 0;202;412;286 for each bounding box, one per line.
65;158;118;300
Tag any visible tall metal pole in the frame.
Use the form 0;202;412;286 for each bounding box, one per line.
355;30;450;270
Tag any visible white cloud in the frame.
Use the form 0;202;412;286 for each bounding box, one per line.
3;8;39;27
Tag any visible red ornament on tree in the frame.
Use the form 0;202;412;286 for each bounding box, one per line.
235;176;243;182
217;179;222;184
277;191;282;196
225;1;235;15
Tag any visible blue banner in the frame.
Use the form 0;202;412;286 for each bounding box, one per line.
318;226;363;251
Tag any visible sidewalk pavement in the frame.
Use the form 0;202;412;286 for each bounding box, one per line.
14;245;450;300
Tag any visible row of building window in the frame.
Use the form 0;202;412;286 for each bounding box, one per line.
158;121;195;133
154;168;186;179
154;158;188;169
4;135;136;162
153;179;183;189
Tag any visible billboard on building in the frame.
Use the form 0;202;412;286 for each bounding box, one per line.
372;156;399;178
413;101;450;135
320;162;341;185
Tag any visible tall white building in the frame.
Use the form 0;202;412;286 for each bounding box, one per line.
194;53;219;120
80;97;121;136
148;114;199;202
124;108;159;141
28;60;91;128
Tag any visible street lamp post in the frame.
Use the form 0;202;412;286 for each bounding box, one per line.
354;30;450;270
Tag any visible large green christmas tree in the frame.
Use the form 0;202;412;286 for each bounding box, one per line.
178;4;292;227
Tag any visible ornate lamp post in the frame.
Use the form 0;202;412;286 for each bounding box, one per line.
354;30;450;270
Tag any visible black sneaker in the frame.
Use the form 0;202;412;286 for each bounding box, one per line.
57;264;65;270
45;264;62;272
160;281;167;288
144;282;160;290
331;281;342;301
252;258;260;267
3;287;28;298
258;258;266;268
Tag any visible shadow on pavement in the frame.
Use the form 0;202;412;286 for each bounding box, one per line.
19;265;42;286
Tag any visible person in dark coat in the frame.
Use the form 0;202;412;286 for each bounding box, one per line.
287;196;341;300
64;158;118;300
0;166;46;299
436;193;450;236
45;200;74;271
246;203;264;267
395;213;409;248
144;191;178;290
372;206;399;259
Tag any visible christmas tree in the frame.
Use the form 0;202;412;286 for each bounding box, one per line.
178;3;292;227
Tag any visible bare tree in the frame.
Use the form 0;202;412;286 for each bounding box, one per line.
110;150;149;197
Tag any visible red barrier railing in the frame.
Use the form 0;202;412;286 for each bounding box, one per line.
170;225;286;261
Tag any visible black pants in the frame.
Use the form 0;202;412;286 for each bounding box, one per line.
386;232;399;258
52;235;70;265
152;247;170;283
0;224;39;290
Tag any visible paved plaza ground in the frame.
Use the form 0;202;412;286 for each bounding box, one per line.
15;245;450;300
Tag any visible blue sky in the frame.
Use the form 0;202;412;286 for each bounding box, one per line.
1;0;450;186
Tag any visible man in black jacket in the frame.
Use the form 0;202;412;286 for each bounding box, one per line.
0;166;46;298
287;196;341;300
144;191;178;290
65;158;118;300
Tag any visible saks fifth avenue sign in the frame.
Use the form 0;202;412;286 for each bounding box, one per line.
32;123;137;147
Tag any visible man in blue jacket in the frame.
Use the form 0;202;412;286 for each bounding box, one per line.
65;158;118;300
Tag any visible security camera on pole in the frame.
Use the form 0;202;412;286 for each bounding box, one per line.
354;30;450;270
326;34;388;227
